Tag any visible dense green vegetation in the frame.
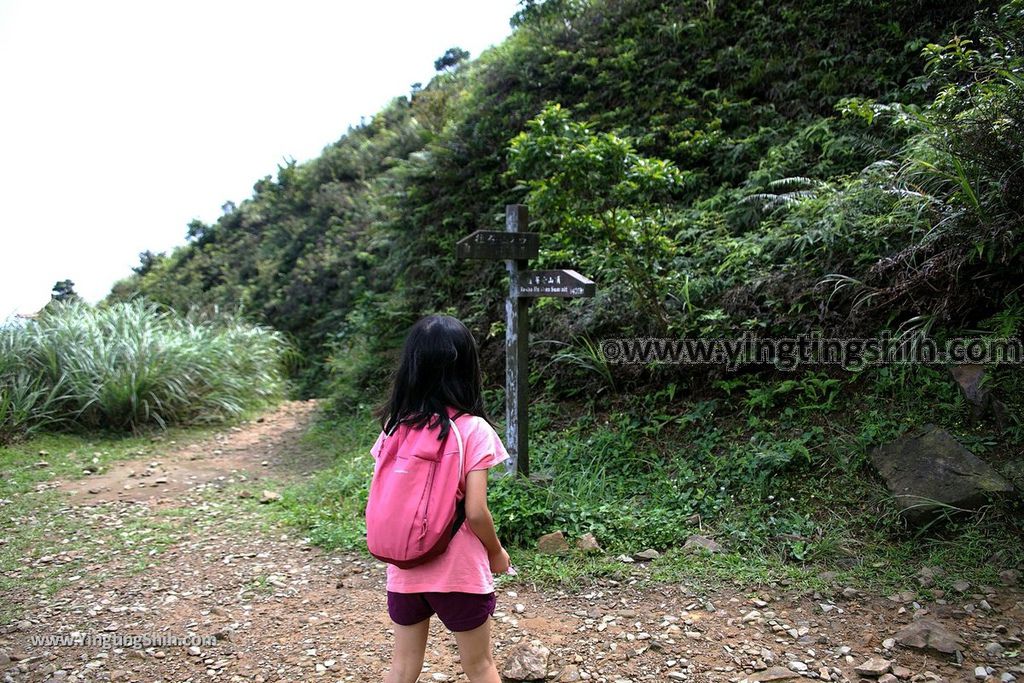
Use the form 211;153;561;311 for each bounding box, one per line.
112;0;1022;397
269;365;1022;589
0;300;287;444
105;0;1022;575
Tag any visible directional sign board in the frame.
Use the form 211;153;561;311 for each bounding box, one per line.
455;205;597;477
516;269;596;298
456;230;540;261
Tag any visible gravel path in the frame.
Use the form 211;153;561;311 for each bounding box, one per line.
1;401;1021;683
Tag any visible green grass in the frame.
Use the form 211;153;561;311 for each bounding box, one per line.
0;430;182;623
497;510;1024;596
0;426;220;498
0;420;276;624
1;298;288;443
262;365;1023;597
0;493;207;624
262;411;379;550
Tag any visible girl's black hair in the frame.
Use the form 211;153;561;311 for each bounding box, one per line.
375;315;492;440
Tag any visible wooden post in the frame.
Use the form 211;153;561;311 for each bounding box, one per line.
455;204;594;479
505;204;530;477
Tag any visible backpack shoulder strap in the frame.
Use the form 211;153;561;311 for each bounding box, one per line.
450;416;465;483
448;416;468;538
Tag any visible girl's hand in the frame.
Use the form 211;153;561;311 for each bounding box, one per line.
489;547;510;574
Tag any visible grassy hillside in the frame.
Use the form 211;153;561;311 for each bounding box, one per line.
100;0;1023;579
111;0;1021;395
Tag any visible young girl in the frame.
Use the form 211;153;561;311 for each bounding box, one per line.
370;315;511;683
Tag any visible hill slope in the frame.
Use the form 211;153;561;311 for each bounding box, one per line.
110;0;1021;399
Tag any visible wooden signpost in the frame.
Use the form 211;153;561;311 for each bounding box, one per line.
456;230;539;261
516;269;596;299
456;205;596;477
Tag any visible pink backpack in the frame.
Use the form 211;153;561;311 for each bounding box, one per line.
365;409;467;568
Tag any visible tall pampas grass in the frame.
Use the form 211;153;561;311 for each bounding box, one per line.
0;299;287;443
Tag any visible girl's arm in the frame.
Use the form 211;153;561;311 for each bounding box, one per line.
464;469;510;573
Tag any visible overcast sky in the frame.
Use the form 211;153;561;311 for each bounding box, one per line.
0;0;520;319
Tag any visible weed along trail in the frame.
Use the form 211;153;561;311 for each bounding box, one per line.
0;401;1021;683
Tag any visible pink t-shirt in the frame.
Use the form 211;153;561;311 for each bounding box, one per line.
369;413;509;594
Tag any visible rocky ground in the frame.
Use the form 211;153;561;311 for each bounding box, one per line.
1;401;1022;683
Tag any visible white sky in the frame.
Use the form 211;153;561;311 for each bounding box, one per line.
0;0;519;319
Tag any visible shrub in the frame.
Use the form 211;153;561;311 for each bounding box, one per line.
0;299;287;441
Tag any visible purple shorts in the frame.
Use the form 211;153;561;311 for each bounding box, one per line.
387;591;496;632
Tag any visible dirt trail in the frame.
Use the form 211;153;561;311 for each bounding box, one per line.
56;401;323;507
1;401;1022;683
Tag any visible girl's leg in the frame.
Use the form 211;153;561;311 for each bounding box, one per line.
384;618;430;683
452;619;500;683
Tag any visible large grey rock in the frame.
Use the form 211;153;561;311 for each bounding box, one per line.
870;425;1014;523
894;618;964;655
855;657;892;676
633;548;660;561
683;534;723;554
501;642;550;681
537;531;569;555
950;365;987;407
950;364;1009;426
575;533;601;553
